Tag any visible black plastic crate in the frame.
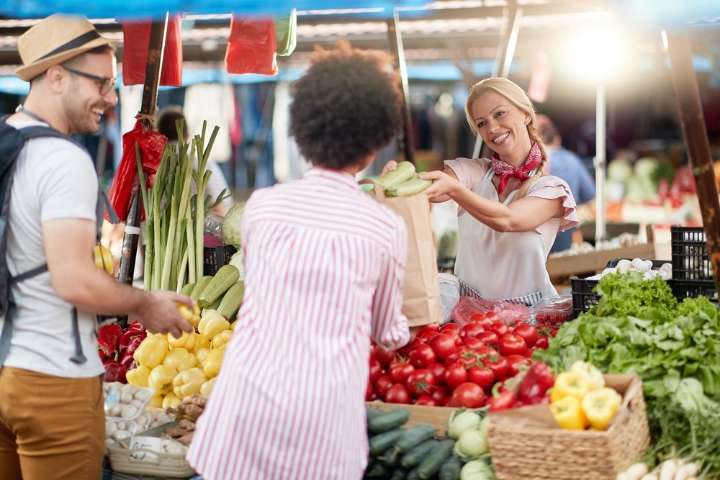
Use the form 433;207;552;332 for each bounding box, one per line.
570;276;600;318
669;279;717;302
671;226;712;281
203;245;237;276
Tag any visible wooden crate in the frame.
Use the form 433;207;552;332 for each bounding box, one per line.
546;243;657;278
366;401;457;437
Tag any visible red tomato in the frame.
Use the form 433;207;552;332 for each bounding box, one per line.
447;332;463;347
406;369;436;396
442;397;453;407
524;347;537;359
374;375;393;400
414;395;438;406
463;338;485;351
418;330;439;343
467;365;494;390
469;312;492;329
408;344;436;369
477;331;499;347
485;311;499;321
398;337;425;357
372;345;396;366
474;346;498;359
369;357;383;383
443;347;462;366
429;334;456;361
498;334;528;357
365;380;377;401
439;323;461;335
419;323;440;336
505;354;531;377
483;355;510;382
427;363;446;385
489;321;509;337
460;323;485;340
513;324;538;348
444;362;468;390
450;383;485;408
390;362;415;385
431;385;448;404
535;336;549;350
386;384;411;404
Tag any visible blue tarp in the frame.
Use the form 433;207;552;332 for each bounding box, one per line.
0;0;427;19
611;0;720;28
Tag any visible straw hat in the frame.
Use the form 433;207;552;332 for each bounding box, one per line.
15;14;119;82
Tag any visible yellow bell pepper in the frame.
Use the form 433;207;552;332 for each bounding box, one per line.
550;396;588;430
168;331;195;350
198;310;230;339
550;371;590;403
212;330;233;350
193;334;211;351
200;377;215;395
230;320;237;331
148;365;177;395
162;392;181;408
126;365;151;388
133;335;169;368
172;367;208;398
94;245;113;275
195;347;211;367
203;348;225;378
162;348;198;372
570;361;605;391
581;387;622;430
148;394;163;408
177;303;201;326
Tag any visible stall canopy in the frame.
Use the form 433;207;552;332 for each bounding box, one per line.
612;0;720;28
0;0;428;18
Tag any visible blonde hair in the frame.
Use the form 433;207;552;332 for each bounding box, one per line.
464;77;548;199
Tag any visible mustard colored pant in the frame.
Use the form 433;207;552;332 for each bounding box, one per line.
0;367;105;480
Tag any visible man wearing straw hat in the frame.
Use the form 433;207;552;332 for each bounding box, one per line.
0;15;193;479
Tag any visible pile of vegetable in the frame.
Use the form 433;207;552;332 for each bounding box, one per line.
98;321;148;383
378;161;432;197
534;271;720;478
367;316;553;408
617;458;700;480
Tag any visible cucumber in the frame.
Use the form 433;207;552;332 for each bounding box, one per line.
369;429;405;457
393;424;436;456
198;265;240;308
366;407;385;422
377;161;415;189
365;462;391;478
385;178;432;197
438;456;463;480
416;439;454;480
190;276;213;301
368;408;410;434
389;469;408;480
406;467;421;480
179;283;196;296
400;440;436;470
378;447;401;468
217;281;244;319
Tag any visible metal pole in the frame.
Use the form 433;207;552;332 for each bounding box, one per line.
594;84;606;244
117;14;169;290
387;10;415;164
472;2;523;159
666;31;720;293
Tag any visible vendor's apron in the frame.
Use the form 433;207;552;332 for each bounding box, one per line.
454;168;557;305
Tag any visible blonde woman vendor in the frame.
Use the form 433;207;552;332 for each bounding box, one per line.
385;78;579;304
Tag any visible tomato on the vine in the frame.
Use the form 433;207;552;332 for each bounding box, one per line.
450;383;485;408
406;369;436;396
371;345;396;366
418;330;439;343
408;344;436;368
535;336;549;350
513;324;538;347
431;384;448;404
414;395;438;406
429;334;456;361
369;357;383;383
498;334;527;357
469;312;492;329
474;346;498;359
365;380;377;401
390;362;415;385
439;323;460;335
460;323;485;340
483;355;510;382
463;338;485;351
524;347;538;359
427;362;446;385
489;321;509;337
505;354;531;377
374;375;393;400
467;365;494;391
477;331;499;348
418;323;440;336
444;362;468;390
386;384;411;404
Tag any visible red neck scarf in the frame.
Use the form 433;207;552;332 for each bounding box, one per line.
491;142;542;195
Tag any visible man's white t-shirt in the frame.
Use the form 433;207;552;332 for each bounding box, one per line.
0;120;104;378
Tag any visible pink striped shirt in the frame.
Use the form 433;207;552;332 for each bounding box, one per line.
187;168;410;480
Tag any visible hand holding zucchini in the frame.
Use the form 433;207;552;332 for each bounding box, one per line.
378;161;432;197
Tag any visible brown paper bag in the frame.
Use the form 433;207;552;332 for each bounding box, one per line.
374;184;443;326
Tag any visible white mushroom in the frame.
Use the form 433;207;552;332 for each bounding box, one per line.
120;404;138;420
106;402;122;417
617;259;632;274
105;420;117;438
133;388;152;402
632;258;649;272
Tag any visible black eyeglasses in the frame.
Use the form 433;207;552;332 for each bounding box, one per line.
63;66;117;95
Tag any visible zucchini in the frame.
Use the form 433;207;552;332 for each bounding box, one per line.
179;283;196;296
365;462;391;478
377;161;415;189
369;429;405;457
202;296;223;316
393;424;436;456
385;178;432;197
416;439;454;480
389;469;408;480
438;456;463;480
190;276;213;301
217;281;244;319
378;447;401;467
400;440;436;470
198;265;240;308
368;408;410;434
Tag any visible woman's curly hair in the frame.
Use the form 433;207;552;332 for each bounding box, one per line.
289;40;403;169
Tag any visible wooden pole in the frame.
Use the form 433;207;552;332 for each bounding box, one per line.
117;15;168;295
666;31;720;293
387;10;415;164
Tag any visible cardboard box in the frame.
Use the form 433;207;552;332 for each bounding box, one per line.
366;401;458;437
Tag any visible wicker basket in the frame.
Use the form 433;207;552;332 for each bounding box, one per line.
487;374;650;480
106;442;195;478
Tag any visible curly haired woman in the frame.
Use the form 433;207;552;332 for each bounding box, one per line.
188;41;411;480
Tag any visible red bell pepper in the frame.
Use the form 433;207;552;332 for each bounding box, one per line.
518;361;554;403
118;328;146;359
120;334;145;363
120;354;136;372
489;390;518;411
97;334;117;362
103;360;127;383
